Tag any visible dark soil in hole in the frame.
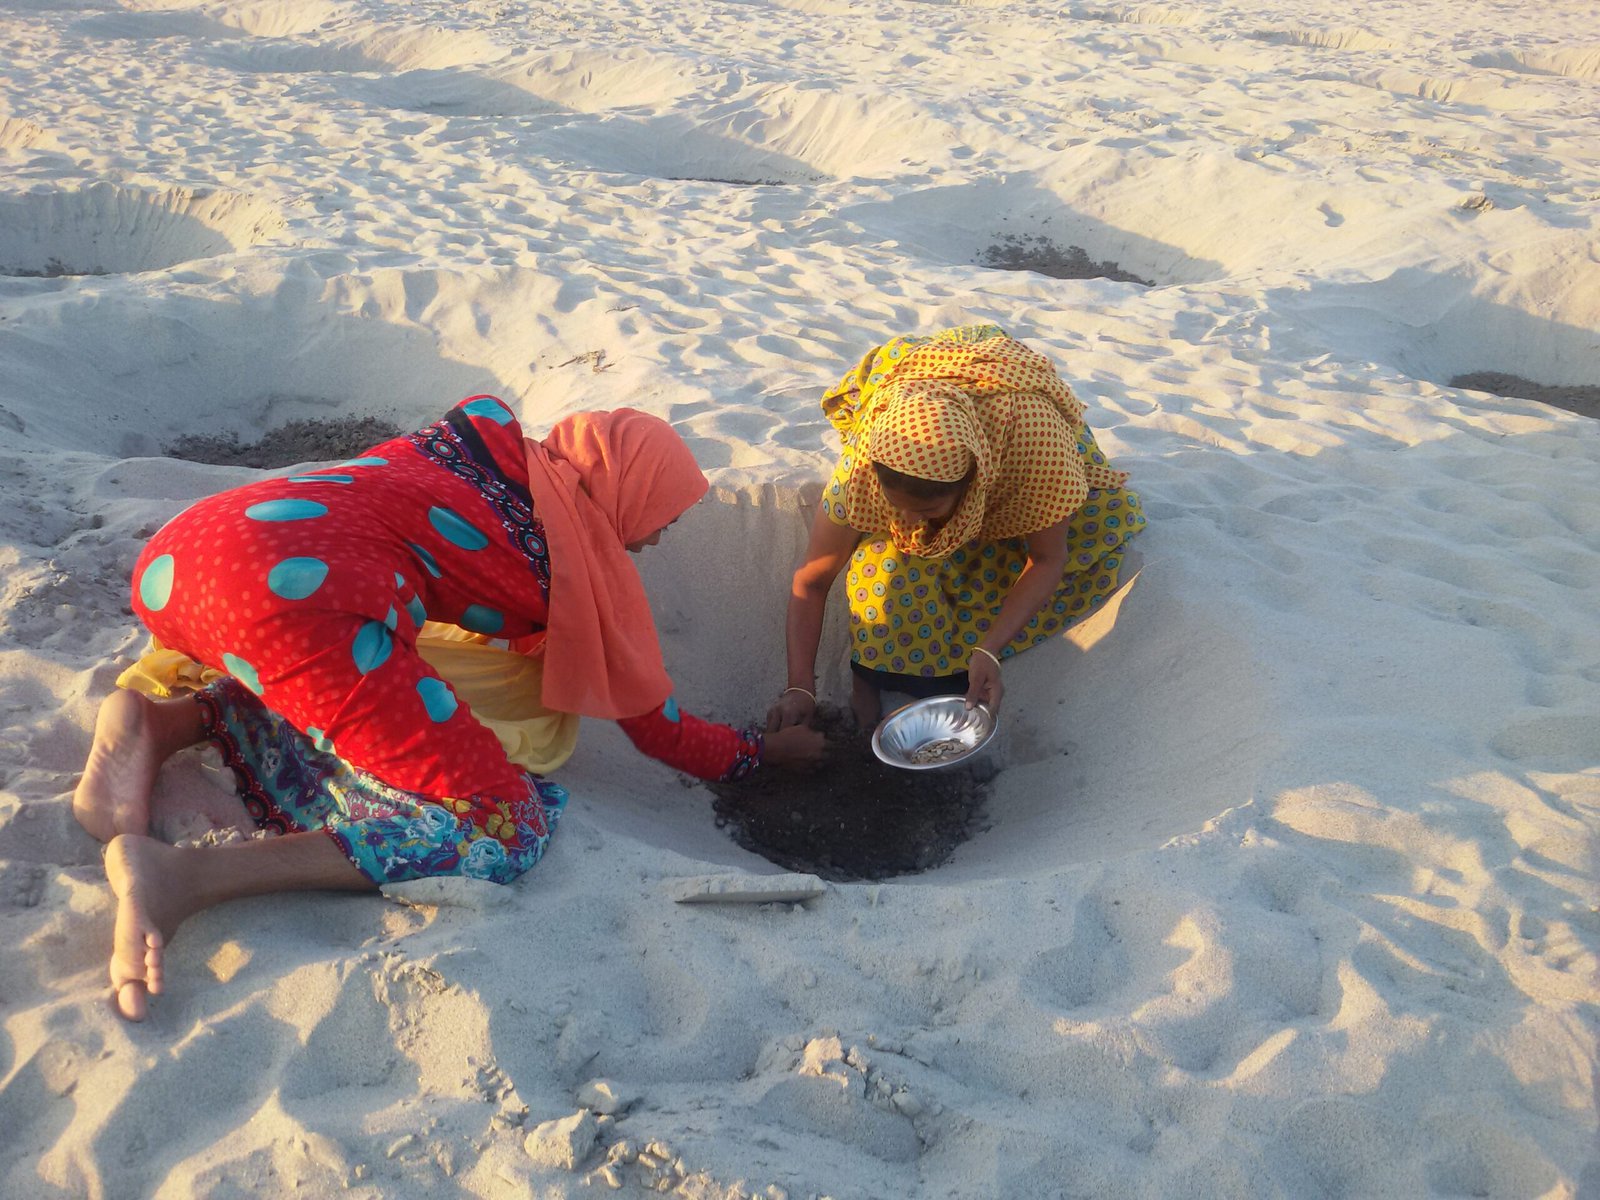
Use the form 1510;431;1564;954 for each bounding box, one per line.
1451;372;1600;421
668;176;799;187
164;415;403;469
978;234;1153;285
708;705;992;882
2;257;108;278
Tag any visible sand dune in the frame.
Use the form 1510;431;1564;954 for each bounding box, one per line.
1;0;1596;1194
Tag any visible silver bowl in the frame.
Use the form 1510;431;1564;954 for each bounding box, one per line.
872;696;998;771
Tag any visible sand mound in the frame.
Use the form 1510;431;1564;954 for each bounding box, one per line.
1;0;1596;1193
0;183;284;277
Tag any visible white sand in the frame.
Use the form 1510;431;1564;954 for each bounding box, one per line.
2;0;1598;1194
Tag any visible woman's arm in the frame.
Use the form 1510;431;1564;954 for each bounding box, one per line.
616;701;764;782
769;506;862;728
964;515;1074;712
617;699;823;780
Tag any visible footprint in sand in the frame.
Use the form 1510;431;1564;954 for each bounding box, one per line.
1018;892;1136;1011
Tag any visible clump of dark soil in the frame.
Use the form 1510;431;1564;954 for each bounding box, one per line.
165;415;402;469
1450;372;1600;421
2;256;104;278
978;234;1153;285
709;706;992;883
669;175;799;186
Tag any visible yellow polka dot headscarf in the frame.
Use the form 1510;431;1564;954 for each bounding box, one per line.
866;380;985;484
822;325;1127;560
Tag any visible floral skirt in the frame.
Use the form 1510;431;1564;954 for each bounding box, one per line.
847;476;1145;693
198;678;567;885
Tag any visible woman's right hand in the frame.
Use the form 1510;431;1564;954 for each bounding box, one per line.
766;687;816;731
762;715;826;772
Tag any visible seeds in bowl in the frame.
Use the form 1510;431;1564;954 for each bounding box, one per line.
909;738;966;765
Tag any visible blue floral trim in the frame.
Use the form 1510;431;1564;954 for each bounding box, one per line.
406;406;552;603
197;678;567;885
721;724;764;783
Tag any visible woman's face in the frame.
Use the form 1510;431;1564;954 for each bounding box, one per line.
880;485;963;528
626;516;679;553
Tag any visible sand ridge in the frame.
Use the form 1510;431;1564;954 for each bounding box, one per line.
1;0;1598;1194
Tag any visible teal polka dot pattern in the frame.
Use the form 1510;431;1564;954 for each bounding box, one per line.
306;725;334;754
342;457;388;467
266;557;329;601
352;620;393;674
417;677;458;723
245;498;328;522
287;474;355;485
139;554;176;611
428;506;489;551
462;397;514;425
460;604;504;635
405;595;427;627
409;543;442;578
222;652;262;694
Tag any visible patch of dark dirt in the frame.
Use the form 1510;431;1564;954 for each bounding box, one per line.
164;415;402;469
1;256;104;278
978;234;1153;285
668;175;798;186
1451;372;1599;421
709;706;993;883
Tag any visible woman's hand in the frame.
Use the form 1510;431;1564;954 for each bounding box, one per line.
762;717;826;772
766;687;816;731
965;647;1004;714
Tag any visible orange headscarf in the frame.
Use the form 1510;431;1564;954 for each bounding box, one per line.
518;409;707;720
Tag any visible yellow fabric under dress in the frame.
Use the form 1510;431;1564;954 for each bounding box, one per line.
821;325;1146;685
117;622;580;775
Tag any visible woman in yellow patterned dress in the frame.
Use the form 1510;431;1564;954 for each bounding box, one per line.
769;325;1146;730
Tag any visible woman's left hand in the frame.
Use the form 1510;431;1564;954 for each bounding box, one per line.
965;648;1003;714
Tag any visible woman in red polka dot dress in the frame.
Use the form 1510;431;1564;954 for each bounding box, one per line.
770;325;1146;731
74;396;823;1020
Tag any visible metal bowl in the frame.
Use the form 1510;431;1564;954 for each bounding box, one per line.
872;696;998;771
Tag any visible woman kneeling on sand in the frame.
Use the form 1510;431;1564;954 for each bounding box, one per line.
769;324;1145;731
77;396;824;1020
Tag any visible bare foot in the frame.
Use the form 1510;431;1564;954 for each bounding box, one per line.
850;675;882;731
104;835;196;1021
74;690;192;843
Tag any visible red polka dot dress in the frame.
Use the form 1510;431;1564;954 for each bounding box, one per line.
130;398;760;884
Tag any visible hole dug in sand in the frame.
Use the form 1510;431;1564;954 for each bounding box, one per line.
165;415;403;469
707;704;993;883
0;183;283;277
636;489;1260;884
979;233;1154;285
1450;372;1600;421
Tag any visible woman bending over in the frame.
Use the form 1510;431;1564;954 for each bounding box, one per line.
76;396;823;1020
769;325;1145;731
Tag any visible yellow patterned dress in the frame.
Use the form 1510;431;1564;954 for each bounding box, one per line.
820;325;1145;692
